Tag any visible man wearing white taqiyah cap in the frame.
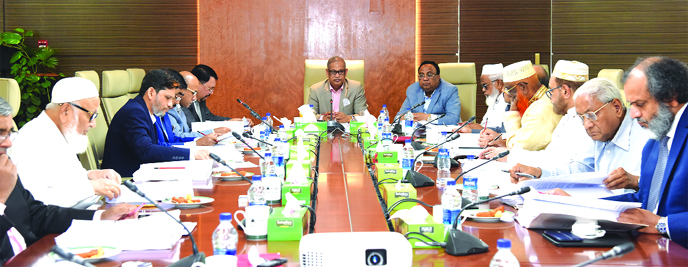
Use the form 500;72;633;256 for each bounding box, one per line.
483;60;595;167
10;77;123;208
459;63;509;134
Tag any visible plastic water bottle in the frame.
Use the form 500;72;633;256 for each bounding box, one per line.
403;108;414;136
402;140;415;177
261;152;276;178
441;180;457;225
212;212;238;255
489;239;520;267
462;173;478;203
248;175;266;206
242;117;250;133
273;138;286;179
265;113;273;127
381;117;392;146
436;131;451;189
381;104;390;118
258;116;270;149
277;125;287;141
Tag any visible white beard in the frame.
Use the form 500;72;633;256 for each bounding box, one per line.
62;120;90;154
485;89;500;107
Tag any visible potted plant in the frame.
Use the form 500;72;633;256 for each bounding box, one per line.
0;28;63;127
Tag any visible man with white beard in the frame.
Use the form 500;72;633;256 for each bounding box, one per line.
460;64;509;133
10;77;122;208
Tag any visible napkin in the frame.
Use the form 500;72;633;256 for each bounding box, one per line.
296;139;308;161
281;192;306;216
294;129;306;137
247;246;266;266
274;116;292;128
298;104;317;122
286;161;309;185
363;110;378;137
388;205;430;224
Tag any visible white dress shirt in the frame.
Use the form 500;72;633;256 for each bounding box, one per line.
482;94;508;130
10;112;95;207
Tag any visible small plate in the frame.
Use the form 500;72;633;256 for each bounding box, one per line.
162;196;214;209
242;147;261;154
212;171;253;181
462;209;502;222
51;246;121;262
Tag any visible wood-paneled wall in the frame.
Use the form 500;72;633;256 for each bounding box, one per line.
200;0;415;120
418;0;458;64
460;0;551;121
1;0;197;79
552;0;688;79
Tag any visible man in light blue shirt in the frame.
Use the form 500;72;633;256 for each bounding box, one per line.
510;78;650;191
168;71;230;139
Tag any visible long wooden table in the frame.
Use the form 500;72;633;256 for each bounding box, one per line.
6;135;688;266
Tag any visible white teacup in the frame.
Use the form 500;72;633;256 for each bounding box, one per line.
191;255;238;267
571;220;605;239
235;205;270;240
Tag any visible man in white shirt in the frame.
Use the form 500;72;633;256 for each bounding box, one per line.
460;63;508;133
10;77;122;208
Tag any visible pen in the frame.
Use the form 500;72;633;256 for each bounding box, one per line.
500;170;536;179
118;204;145;221
154;167;185;169
482;118;488;133
197;131;207;136
483;133;503;149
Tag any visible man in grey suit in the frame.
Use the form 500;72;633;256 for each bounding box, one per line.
308;56;368;123
396;61;461;125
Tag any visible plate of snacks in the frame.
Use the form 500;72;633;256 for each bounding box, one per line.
212;171;253;181
242;147;261;154
462;206;507;222
163;195;214;208
52;246;121;262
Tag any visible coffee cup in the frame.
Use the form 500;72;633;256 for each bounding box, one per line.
235;205;270;240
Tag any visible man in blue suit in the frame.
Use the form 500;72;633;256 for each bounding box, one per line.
550;57;688;249
101;69;211;177
395;61;461;125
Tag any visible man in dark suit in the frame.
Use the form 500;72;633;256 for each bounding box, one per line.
101;69;211;177
182;64;237;127
549;57;688;249
0;97;135;264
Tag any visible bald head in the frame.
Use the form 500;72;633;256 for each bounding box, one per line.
533;65;549;89
179;71;199;108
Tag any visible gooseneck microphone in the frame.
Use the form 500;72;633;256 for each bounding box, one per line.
122;180;205;267
454;150;509;182
447;116;476;139
242;132;274;147
237;99;277;133
410;114;446;143
209;153;252;184
573;242;635;267
402;134;461;188
326;99;345;133
51;245;97;267
392;101;426;125
232;131;265;160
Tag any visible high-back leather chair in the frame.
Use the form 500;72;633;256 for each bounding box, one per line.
126;68;145;99
0;78;21;130
438;62;476;122
75;70;100;91
597;69;627;106
303;59;364;104
101;70;131;124
77;105;108;170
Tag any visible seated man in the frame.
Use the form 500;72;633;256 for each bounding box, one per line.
482;60;594;166
460;63;507;133
533;64;550;89
102;69;210;177
547;57;688;249
396;61;461;125
11;77;122;208
168;71;230;139
510;78;649;192
182;64;240;126
0;97;135;264
308;56;368;123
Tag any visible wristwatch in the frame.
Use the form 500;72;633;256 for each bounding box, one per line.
656;216;668;235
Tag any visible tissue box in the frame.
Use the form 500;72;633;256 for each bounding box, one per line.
399;216;444;248
375;163;403;181
295;122;327;133
286;161;311;177
362;137;378;149
298;135;323;148
377;151;399;163
267;207;308;241
381;183;417;212
281;179;312;206
349;122;366;134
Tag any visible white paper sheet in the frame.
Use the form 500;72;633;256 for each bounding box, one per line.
191;121;244;133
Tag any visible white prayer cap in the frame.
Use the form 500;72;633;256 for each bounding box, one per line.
481;63;503;76
50;77;99;104
552;60;589;82
503;60;536;83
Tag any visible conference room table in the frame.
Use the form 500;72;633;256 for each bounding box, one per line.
6;134;688;266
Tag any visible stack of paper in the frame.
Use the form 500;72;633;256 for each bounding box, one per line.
518;172;614;198
191;121;244;133
134;160;213;188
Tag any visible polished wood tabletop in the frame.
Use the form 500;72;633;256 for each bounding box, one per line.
6;135;688;266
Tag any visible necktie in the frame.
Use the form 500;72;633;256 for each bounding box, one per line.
194;102;204;122
647;136;669;212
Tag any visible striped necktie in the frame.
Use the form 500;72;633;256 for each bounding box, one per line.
194;101;204;122
647;136;669;212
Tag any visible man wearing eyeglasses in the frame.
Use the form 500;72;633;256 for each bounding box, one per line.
10;77;123;208
509;78;649;193
182;64;241;126
308;56;368;123
168;71;230;139
395;61;460;125
459;63;507;133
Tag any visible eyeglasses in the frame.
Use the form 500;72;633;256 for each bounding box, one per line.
201;82;215;93
418;73;437;79
545;85;562;98
577;101;612;122
328;69;347;76
187;88;198;96
504;82;527;93
0;128;17;143
67;102;98;122
480;79;498;90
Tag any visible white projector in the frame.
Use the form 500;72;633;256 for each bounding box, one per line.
299;232;412;267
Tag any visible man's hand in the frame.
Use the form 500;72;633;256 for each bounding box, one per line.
509;163;541;184
213;127;231;135
478;128;501;147
618;208;661;234
457;122;483;133
87;169;122;184
509;94;520;112
333;112;352;123
90;179;121;199
412;113;431;121
479;147;508;161
320;111;333;121
194;150;211;160
0;155;17;205
196;134;219;146
101;203;138;220
545;188;571;196
604;167;639;190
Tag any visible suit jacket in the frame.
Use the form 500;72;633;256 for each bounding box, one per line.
0;179;94;264
308;79;368;116
154;113;196;146
395;79;461;125
101;96;190;177
605;107;688;249
182;100;231;128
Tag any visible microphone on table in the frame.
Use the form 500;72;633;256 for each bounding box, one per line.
242;132;274;147
327;99;345;133
454;150;509;182
392;101;426;134
209;153;252;184
447;116;476;139
237;99;276;133
232;131;265;160
410;113;446;144
413;116;472;151
50;245;97;267
403;133;461;188
573;242;635;267
122;180;205;267
445;186;531;256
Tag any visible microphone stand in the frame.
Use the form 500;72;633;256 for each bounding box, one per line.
122;181;205;267
209;153;253;184
237;99;277;133
392;101;426;133
327;99;345;134
51;246;97;267
447;116;476;139
572;242;635;267
232;131;265;160
242;132;274;147
410;114;446;144
453;150;509;182
403;134;460;188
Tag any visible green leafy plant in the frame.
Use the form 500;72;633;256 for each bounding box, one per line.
0;28;63;127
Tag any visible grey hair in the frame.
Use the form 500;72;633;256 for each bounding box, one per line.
574;77;625;110
0;97;12;117
487;73;503;82
46;102;60;110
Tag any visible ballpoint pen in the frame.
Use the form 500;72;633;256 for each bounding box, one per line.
483;133;503;149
